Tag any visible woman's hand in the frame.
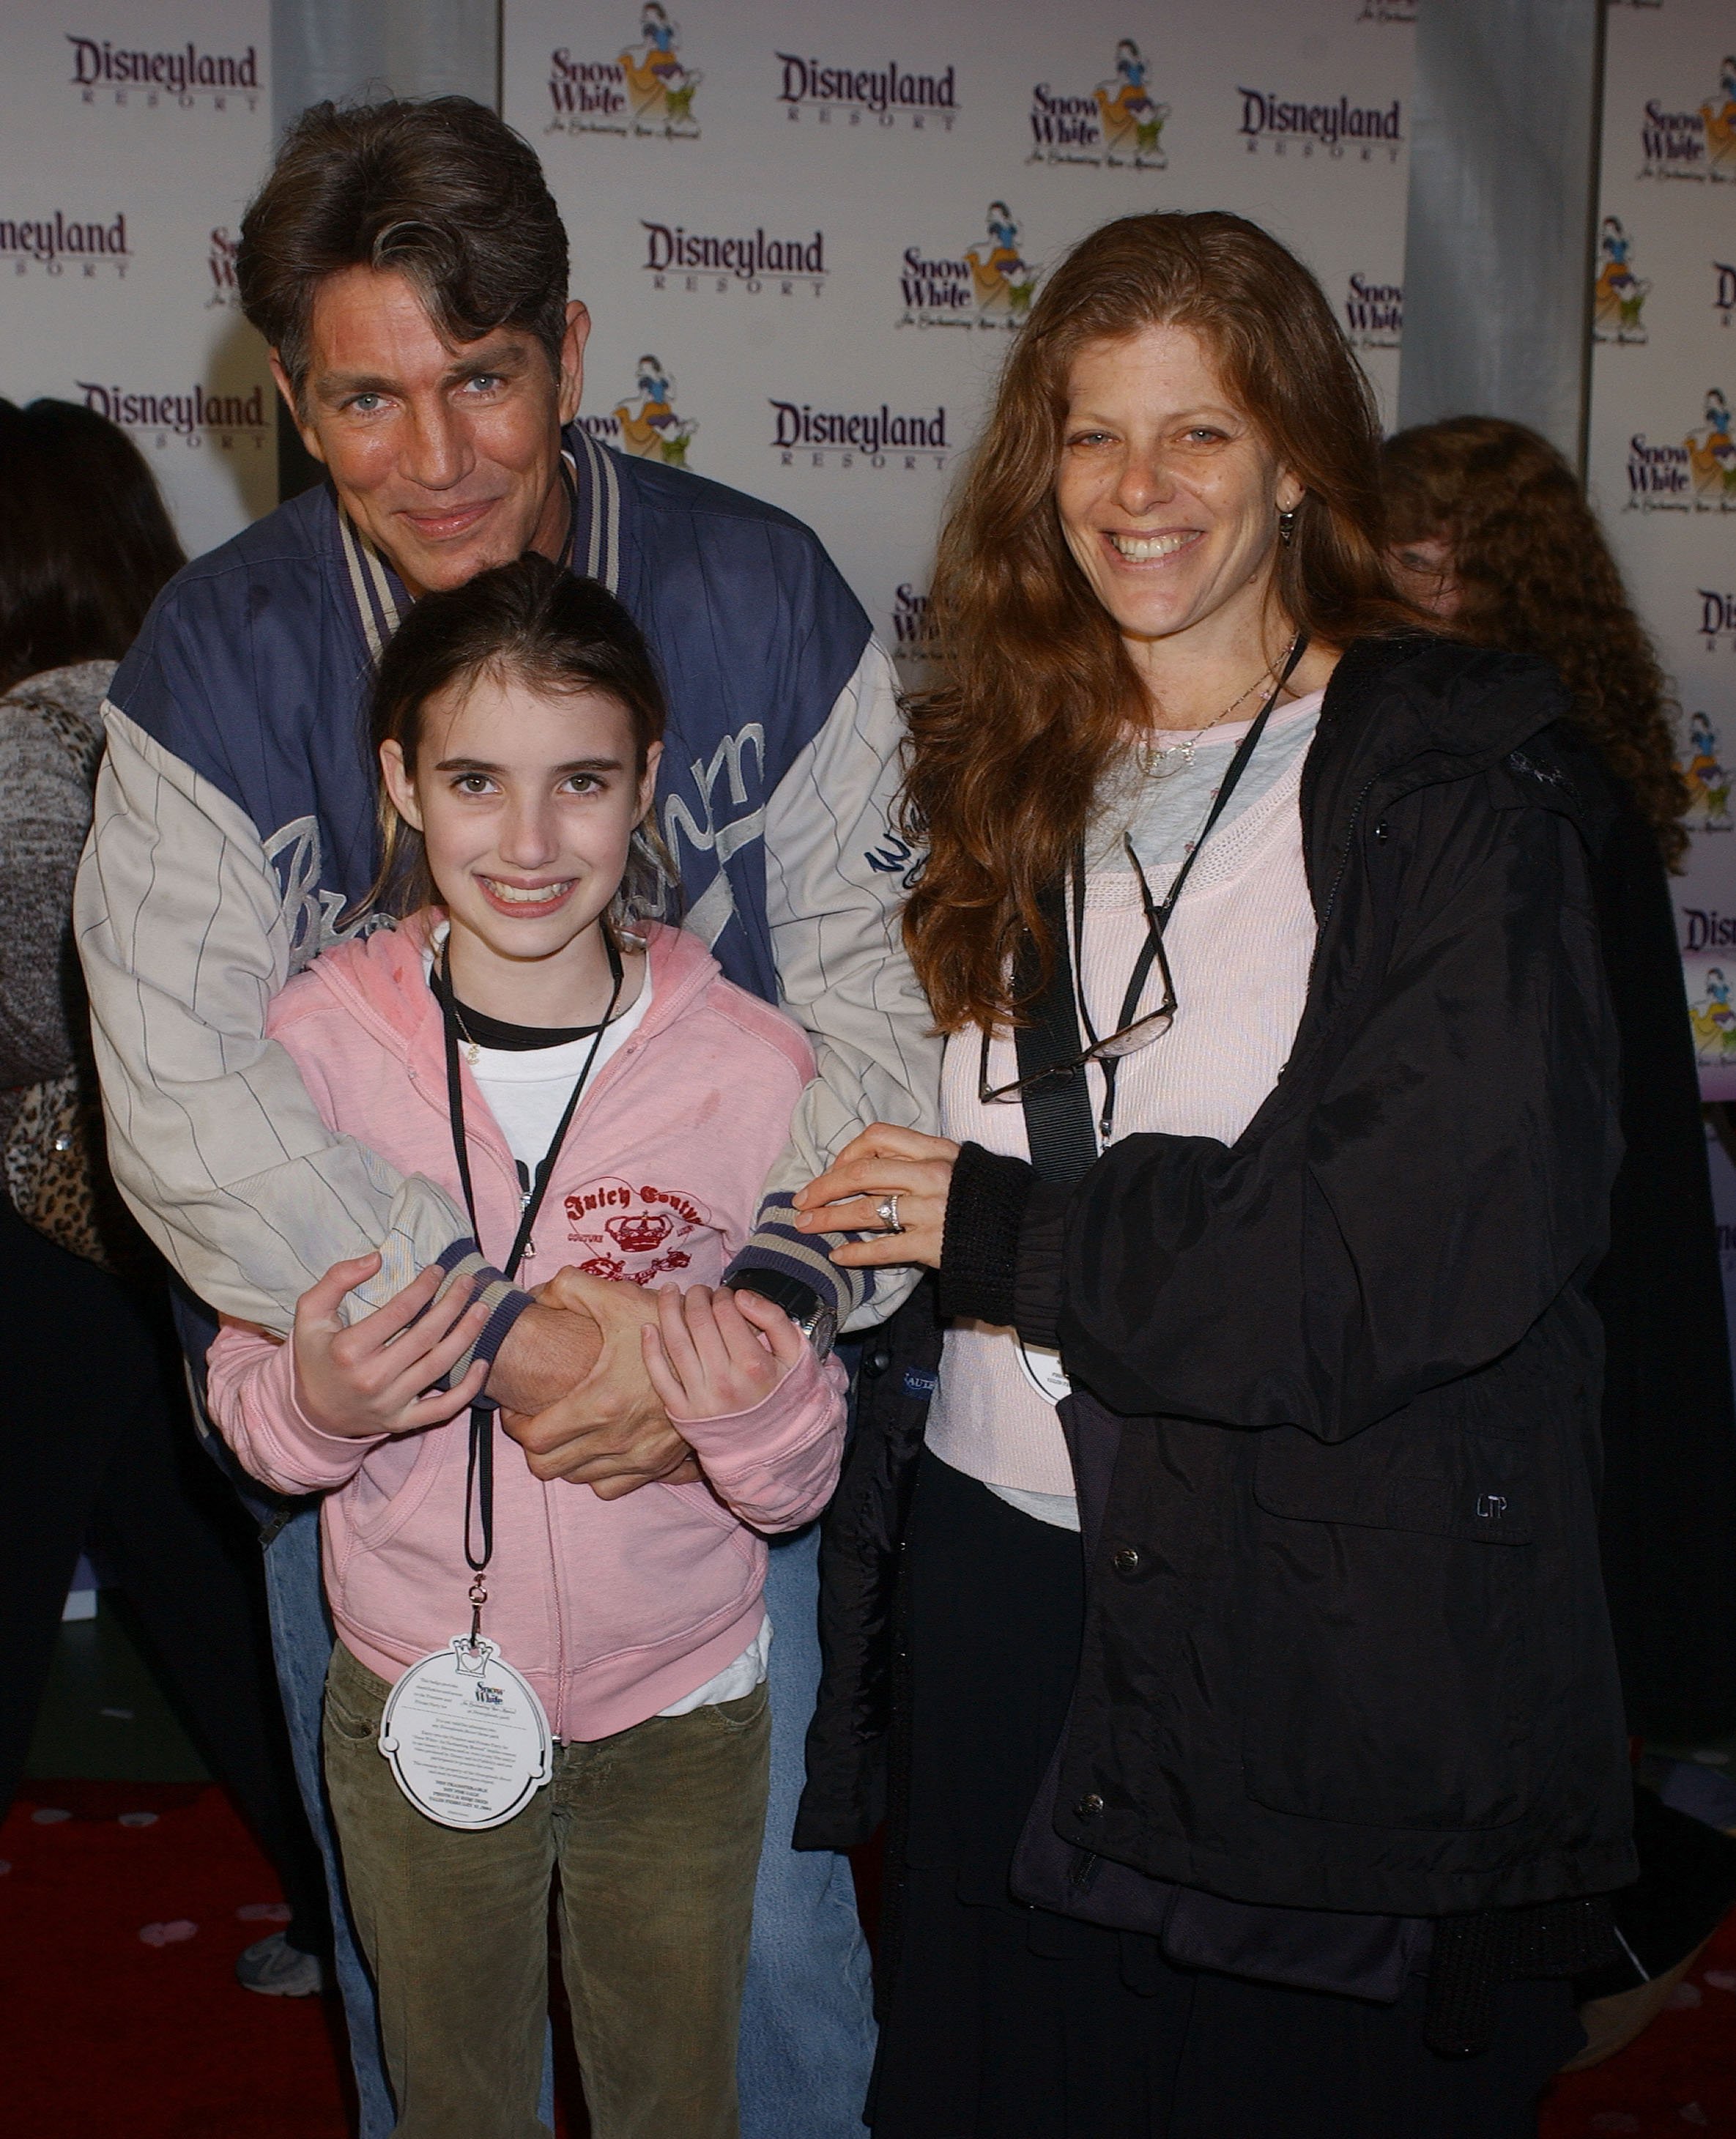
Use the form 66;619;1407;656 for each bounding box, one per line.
642;1284;802;1421
792;1124;961;1269
292;1254;489;1440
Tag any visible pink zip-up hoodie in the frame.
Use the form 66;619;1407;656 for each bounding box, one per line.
206;915;846;1743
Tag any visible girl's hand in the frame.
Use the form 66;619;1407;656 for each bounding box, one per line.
292;1254;489;1440
641;1285;803;1421
792;1124;960;1269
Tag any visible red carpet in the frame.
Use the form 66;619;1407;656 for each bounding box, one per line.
4;1774;1733;2136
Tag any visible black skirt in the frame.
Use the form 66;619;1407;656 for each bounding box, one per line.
867;1450;1583;2139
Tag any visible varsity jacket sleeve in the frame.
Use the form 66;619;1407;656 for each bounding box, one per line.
940;781;1620;1442
75;704;528;1354
732;640;943;1334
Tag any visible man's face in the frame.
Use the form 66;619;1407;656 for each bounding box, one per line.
272;267;588;597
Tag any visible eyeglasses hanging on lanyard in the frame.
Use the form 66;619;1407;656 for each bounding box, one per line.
979;631;1309;1145
431;928;625;1648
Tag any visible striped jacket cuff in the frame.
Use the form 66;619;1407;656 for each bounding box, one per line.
434;1240;534;1387
725;1192;872;1326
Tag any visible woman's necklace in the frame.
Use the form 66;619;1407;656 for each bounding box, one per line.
1140;635;1300;780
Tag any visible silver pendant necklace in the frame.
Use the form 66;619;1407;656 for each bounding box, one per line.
1140;637;1299;781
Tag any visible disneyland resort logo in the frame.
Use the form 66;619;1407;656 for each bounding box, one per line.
1028;42;1168;171
1343;273;1401;350
898;204;1037;333
1625;389;1736;513
1595;217;1650;346
546;5;700;141
1636;54;1736;182
640;219;826;298
777;53;958;133
74;379;270;453
770;400;950;471
1;210;129;279
1239;85;1403;162
578;358;697;468
67;35;260;111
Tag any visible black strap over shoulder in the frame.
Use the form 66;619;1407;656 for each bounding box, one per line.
1012;883;1099;1187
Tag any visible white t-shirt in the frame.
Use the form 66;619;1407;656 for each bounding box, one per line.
437;949;772;1721
927;692;1326;1530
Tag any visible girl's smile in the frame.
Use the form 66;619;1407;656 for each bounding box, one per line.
379;666;661;1028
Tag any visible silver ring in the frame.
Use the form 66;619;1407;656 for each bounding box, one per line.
875;1193;904;1234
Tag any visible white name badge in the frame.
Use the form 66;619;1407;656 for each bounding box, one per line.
379;1637;553;1831
1017;1338;1073;1406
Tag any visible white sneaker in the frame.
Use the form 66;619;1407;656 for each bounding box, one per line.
234;1930;324;1996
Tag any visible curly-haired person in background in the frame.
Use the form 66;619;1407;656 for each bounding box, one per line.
1383;414;1736;2067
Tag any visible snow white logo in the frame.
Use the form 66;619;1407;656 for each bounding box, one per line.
1688;389;1736;506
546;4;700;141
897;204;1038;332
1593;217;1650;344
1706;54;1736;178
1028;40;1168;171
611;357;698;466
1683;711;1733;830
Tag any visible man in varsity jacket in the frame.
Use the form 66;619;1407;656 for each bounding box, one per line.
76;99;932;2137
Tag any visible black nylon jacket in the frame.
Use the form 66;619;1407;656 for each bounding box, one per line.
798;634;1637;1919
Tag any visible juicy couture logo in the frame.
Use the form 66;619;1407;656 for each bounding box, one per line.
67;36;261;110
1239;88;1403;160
777;53;958;131
1;211;128;278
1343;272;1401;349
563;1176;713;1284
770;401;950;470
75;379;269;451
641;221;826;295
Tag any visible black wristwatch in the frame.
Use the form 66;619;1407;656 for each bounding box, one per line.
725;1268;838;1361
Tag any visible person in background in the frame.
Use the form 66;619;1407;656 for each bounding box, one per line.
1384;413;1736;2063
793;211;1633;2136
0;396;333;1995
76;97;931;2135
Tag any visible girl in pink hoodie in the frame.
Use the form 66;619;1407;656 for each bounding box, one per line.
206;557;845;2139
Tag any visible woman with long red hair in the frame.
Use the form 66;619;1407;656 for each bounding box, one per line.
793;213;1635;2135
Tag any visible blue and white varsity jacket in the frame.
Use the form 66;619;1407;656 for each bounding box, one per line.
75;427;938;1363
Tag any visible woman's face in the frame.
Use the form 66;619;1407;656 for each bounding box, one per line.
1387;532;1462;619
1053;322;1302;665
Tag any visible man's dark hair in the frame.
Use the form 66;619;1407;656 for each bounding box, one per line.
0;398;185;696
237;98;569;409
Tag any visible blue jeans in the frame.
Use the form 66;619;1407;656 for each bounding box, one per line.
263;1510;875;2137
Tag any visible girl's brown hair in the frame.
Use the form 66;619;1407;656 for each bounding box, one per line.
1381;415;1689;868
902;210;1413;1035
366;555;673;922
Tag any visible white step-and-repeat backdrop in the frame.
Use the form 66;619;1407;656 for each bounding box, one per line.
500;0;1415;693
1588;1;1736;1100
0;1;276;562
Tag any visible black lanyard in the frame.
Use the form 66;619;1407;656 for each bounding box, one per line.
432;931;625;1632
1072;632;1308;1144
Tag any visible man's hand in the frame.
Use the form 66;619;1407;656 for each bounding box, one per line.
500;1267;698;1498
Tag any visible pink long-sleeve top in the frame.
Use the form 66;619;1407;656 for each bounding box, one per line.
206;916;846;1743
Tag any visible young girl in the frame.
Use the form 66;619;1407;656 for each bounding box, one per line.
206;557;846;2139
